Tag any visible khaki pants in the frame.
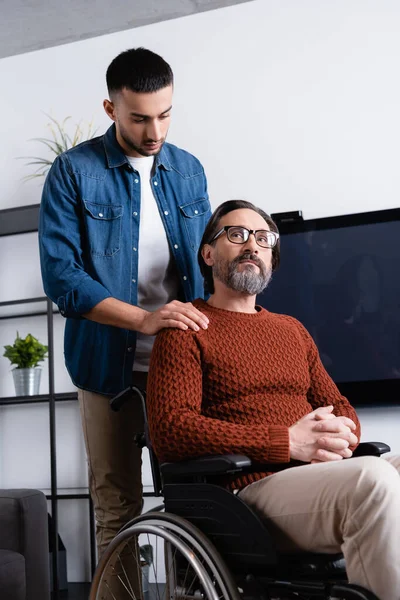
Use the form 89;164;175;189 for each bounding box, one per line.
239;454;400;600
78;373;147;559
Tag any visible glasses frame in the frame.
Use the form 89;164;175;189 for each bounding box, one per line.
210;225;280;249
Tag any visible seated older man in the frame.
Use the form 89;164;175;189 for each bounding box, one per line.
147;199;400;600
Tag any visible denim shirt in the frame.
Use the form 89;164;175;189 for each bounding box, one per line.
39;124;211;395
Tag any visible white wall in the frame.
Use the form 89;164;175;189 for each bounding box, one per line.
0;0;400;582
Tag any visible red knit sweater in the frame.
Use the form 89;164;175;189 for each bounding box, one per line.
147;299;361;490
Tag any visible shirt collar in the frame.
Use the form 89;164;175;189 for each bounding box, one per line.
155;145;171;171
103;124;171;171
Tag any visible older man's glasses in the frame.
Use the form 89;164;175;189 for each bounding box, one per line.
210;226;279;249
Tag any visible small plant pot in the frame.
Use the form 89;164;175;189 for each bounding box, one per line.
12;367;42;396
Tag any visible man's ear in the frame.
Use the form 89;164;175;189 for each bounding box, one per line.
201;244;215;267
103;99;116;122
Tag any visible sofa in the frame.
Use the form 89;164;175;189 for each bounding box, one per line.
0;489;50;600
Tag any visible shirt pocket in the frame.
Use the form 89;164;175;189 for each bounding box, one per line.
83;200;123;257
179;198;211;250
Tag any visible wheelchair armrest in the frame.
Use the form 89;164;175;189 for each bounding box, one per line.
160;442;391;479
160;454;252;477
352;441;391;457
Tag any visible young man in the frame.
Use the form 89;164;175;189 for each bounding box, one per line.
147;199;400;600
39;48;211;563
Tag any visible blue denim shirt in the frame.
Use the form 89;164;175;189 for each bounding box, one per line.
39;124;211;395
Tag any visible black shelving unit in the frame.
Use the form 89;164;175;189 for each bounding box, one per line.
0;205;96;596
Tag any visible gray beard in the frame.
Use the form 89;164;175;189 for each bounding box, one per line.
213;254;272;296
228;264;272;295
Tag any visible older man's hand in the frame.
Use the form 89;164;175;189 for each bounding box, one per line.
289;406;358;464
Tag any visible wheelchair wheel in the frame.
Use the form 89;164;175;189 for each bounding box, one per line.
90;511;241;600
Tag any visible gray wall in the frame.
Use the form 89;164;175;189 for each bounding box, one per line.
1;0;254;59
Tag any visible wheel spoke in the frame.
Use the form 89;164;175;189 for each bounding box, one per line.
90;514;239;600
116;549;136;599
125;540;143;600
103;576;122;600
148;534;163;600
109;562;135;599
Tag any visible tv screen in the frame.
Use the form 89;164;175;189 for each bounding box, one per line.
258;208;400;406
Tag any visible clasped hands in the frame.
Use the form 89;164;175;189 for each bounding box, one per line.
289;406;358;464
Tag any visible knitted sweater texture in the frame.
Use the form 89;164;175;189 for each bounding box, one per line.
147;299;361;490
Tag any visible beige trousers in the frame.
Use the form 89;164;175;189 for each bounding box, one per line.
239;454;400;600
78;373;147;558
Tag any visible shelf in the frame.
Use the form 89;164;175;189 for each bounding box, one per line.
0;204;97;595
0;309;59;320
0;391;78;406
0;296;60;320
0;204;40;237
42;486;156;501
43;488;90;500
0;296;47;307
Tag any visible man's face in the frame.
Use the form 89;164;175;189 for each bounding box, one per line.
205;208;273;296
103;85;173;157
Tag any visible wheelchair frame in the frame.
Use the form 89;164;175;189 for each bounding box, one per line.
89;385;388;600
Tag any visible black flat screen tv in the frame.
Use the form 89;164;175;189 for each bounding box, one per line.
257;207;400;407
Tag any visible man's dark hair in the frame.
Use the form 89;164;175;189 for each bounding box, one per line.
106;48;173;96
198;200;280;295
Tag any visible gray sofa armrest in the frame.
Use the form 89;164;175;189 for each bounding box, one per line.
0;489;50;600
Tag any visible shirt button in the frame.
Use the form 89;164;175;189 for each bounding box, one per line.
60;310;65;315
98;213;103;217
154;181;158;186
133;247;137;252
194;210;198;215
132;279;136;283
164;211;169;216
127;346;133;353
183;276;187;281
133;212;138;217
174;244;179;249
134;179;139;184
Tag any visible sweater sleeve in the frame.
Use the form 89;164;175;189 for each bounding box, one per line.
294;320;361;447
147;329;290;464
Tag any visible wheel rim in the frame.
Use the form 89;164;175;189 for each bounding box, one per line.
90;518;236;600
145;518;237;599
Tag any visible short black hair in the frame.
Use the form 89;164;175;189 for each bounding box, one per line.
106;48;173;96
198;200;280;295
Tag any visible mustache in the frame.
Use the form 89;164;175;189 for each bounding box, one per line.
233;252;264;269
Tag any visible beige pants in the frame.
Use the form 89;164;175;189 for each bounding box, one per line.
78;373;147;558
239;454;400;600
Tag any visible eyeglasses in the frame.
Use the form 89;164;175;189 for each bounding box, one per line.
210;226;279;249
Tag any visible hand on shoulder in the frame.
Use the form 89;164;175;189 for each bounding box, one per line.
138;300;209;336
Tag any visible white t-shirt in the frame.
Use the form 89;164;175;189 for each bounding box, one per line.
126;155;180;371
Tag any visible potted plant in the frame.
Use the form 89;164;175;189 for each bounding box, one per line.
21;114;97;180
3;332;48;396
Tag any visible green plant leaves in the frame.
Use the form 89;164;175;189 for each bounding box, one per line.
3;332;48;369
20;113;98;180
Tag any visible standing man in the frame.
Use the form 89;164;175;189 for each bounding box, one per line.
39;48;211;563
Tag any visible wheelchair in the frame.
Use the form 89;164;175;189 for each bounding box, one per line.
89;386;389;600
